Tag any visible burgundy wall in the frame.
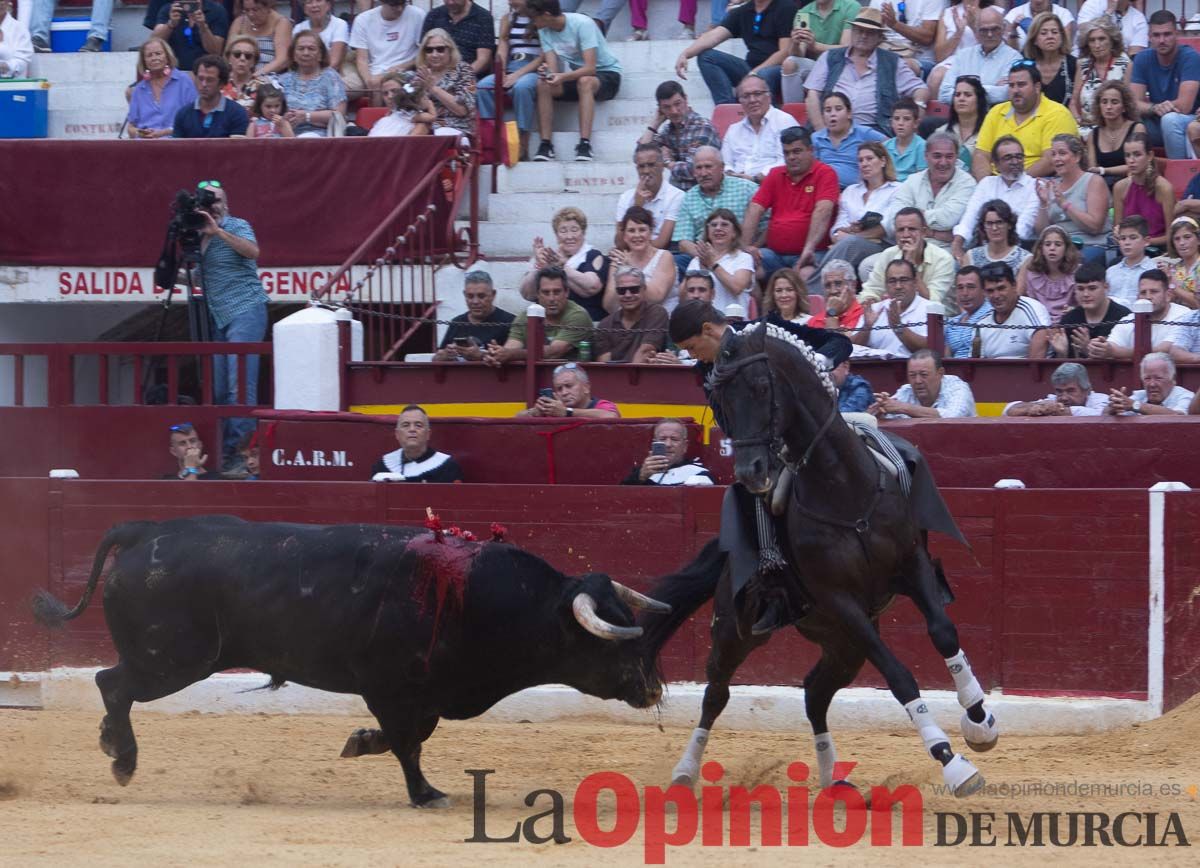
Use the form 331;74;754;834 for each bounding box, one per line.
4;479;1184;708
1164;496;1200;710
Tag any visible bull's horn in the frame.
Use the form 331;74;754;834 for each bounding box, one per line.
572;594;644;641
612;582;672;614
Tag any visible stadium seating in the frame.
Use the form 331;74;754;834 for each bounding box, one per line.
711;104;745;138
1164;160;1200;199
355;107;387;132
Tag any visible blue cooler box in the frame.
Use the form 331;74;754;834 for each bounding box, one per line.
50;16;112;52
0;80;50;139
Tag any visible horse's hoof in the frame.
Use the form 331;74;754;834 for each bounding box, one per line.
942;754;984;798
111;760;135;787
961;711;999;753
412;793;450;809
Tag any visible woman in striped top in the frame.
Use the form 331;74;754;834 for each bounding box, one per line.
477;0;542;160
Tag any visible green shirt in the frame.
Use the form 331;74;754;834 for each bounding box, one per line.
796;0;859;48
508;300;594;358
671;176;759;244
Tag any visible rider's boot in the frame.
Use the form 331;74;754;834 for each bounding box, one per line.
751;585;792;635
750;498;794;635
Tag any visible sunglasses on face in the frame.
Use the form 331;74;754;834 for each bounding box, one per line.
615;285;642;295
426;45;448;53
230;50;255;60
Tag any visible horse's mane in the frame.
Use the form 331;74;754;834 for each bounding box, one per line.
739;321;837;401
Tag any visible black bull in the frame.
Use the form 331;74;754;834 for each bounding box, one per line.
31;515;725;807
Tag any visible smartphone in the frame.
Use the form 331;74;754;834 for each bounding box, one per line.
651;441;668;457
453;337;472;348
796;12;811;30
538;388;555;399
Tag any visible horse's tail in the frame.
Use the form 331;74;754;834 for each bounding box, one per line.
31;522;153;628
640;538;726;655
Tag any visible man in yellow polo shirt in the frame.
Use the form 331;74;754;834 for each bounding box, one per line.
971;58;1078;180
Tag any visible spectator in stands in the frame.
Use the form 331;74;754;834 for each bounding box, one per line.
674;0;792;105
433;271;515;361
1097;269;1188;358
595;266;669;363
763;268;811;324
229;0;290;76
671;146;758;269
165;423;217;480
520;206;609;322
1033;133;1112;265
888;133;978;253
812;92;886;189
126;38;197;139
1107;214;1154;306
884;99;926;183
871;349;977;418
29;0;110;53
808;259;864;329
245;83;294;138
351;0;426;107
491;267;594;364
1111;133;1174;250
678;269;716;306
409;28;476;138
1177;169;1200;222
977;261;1051;357
1105;352;1194;414
477;0;541;162
820;142;898;280
803;8;930;137
861;207;956;312
621;419;714;486
686;209;755;312
973;59;1079;180
779;1;854;102
372;405;464;481
604;206;677;308
1023;13;1076;106
923;74;987;159
638;81;721;192
368;72;429;136
0;0;32;78
294;0;349;77
173;56;251;138
221;35;263;110
1164;217;1200;309
1070;18;1132;138
1076;0;1147;56
153;0;230;72
1049;260;1130;357
952;137;1039;259
933;7;1021;106
237;431;261;480
193;180;268;473
615;145;684;250
930;0;983;78
721;75;793;184
1129;10;1199;159
518;362;621;418
944;265;993;358
852;258;929;358
422;0;494;78
1016;225;1077;322
832;357;872;412
1086;81;1144;189
743;127;839;280
961;200;1033;275
528;0;622;163
276;30;347;137
1004;362;1110;415
1004;0;1075;51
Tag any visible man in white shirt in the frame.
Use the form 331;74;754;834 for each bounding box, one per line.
935;7;1022;106
952;135;1040;258
887;133;977;253
977;261;1051;358
1075;0;1147;55
1105;352;1194;415
1094;269;1188;359
615;144;685;249
1005;0;1075;51
871;349;977;418
351;0;426;105
1003;362;1110;415
861;207;957;312
852;257;929;358
720;74;793;183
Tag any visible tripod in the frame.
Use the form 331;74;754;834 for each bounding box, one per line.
143;230;212;404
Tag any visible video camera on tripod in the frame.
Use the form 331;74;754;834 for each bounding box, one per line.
153;187;220;344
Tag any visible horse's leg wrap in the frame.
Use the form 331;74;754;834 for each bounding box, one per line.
671;727;710;787
905;698;985;796
754;498;788;574
944;651;985;710
813;732;837;788
904;697;951;759
946;650;1000;751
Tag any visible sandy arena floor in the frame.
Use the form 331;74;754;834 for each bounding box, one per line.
1;697;1198;866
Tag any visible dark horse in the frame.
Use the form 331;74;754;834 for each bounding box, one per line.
667;322;998;797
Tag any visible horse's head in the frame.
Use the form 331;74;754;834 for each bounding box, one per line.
710;326;781;494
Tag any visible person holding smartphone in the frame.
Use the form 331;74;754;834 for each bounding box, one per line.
433;271;515;361
621;419;714;486
151;0;229;72
781;0;861;103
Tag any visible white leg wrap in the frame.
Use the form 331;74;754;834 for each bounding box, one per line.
960;710;1000;752
944;651;985;709
904;698;950;755
671;727;710;786
813;732;836;788
942;753;984;797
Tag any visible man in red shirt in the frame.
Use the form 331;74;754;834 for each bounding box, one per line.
740;126;839;282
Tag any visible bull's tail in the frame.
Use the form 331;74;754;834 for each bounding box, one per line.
31;522;155;628
640;538;726;655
